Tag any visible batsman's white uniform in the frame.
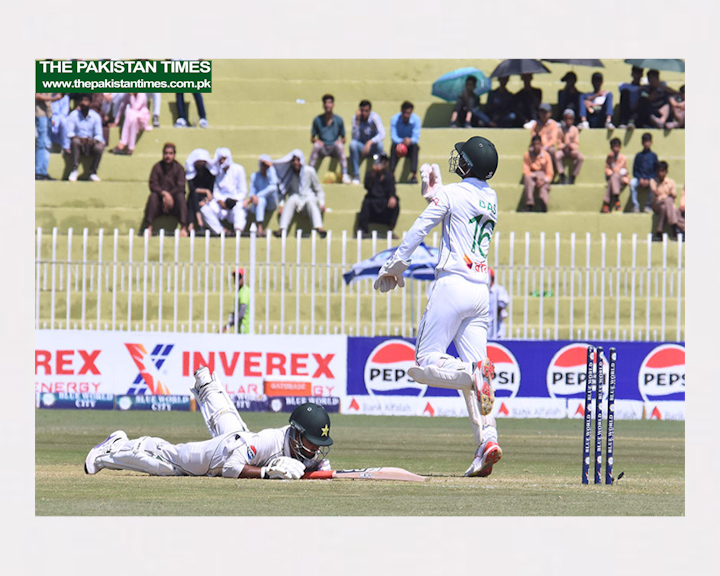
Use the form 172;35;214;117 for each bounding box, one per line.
390;176;499;448
90;375;329;477
201;148;248;234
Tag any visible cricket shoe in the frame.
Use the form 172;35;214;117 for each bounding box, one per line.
464;441;503;477
84;430;127;474
472;358;496;416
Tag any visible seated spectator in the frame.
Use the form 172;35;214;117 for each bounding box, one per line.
650;161;684;241
110;93;150;156
66;93;105;182
201;148;248;236
309;94;349;183
666;85;685;130
349;100;385;185
602;138;629;213
246;154;279;237
222;268;250;334
479;75;516;127
35;92;62;180
50;93;71;152
556;72;581;122
527;103;563;178
512;73;542;126
390;101;421;184
630;132;658;213
175;92;208;128
449;75;481;128
637;69;677;129
556;109;584;185
578;72;614;129
618;66;644;128
272;149;327;238
488;268;510;340
358;153;399;239
184;148;215;233
143;143;188;237
521;135;554;212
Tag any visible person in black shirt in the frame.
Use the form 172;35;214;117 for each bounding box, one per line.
358;153;399;239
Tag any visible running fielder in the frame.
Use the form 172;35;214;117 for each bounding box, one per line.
84;367;332;479
374;135;502;477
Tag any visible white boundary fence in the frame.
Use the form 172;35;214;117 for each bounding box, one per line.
35;227;684;341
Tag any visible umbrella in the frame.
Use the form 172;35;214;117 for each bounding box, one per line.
542;59;604;68
489;59;550;78
624;59;684;73
343;243;439;285
431;67;491;102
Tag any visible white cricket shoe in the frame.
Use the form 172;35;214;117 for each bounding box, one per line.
193;366;214;390
84;430;127;474
464;441;503;477
472;358;496;416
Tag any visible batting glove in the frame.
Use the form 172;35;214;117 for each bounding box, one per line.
260;456;306;480
316;459;332;472
420;163;443;202
374;258;410;292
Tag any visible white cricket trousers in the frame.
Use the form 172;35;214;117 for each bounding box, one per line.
415;272;490;446
201;200;247;235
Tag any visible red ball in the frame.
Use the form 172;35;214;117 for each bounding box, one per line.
395;143;408;157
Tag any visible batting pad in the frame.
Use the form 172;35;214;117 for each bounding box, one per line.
408;364;473;390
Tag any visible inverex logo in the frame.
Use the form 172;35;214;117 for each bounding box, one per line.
487;343;520;398
547;343;608;399
638;344;685;401
363;340;427;396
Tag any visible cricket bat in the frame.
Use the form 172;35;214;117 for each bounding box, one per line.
303;467;426;482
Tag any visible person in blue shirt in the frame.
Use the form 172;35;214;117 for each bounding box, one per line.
66;93;105;182
246;154;279;237
389;101;421;184
630;132;658;213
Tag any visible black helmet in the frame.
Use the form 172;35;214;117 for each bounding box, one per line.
449;136;498;180
288;402;333;460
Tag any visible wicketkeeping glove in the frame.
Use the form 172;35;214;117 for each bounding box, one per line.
260;456;306;480
373;258;410;293
420;163;443;202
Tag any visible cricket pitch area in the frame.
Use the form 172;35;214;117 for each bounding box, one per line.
36;410;684;516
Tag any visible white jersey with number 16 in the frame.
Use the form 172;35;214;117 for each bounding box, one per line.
395;177;498;285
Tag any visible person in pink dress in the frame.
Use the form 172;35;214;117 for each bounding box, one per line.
110;93;151;156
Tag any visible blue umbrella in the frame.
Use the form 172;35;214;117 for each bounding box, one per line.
343;243;439;285
624;59;684;73
431;67;491;102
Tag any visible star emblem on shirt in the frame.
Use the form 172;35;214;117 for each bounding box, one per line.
321;425;330;437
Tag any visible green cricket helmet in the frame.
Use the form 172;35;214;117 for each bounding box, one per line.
288;402;333;460
449;135;498;180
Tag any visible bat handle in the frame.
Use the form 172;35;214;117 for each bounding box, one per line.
302;470;334;480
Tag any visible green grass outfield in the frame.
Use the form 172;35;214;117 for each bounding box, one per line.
36;410;684;516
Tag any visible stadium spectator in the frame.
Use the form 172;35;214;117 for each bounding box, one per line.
679;185;685;219
246;154;279;237
556;71;581;122
636;69;676;129
650;161;684;241
175;92;208;128
449;75;481;128
143;143;188;237
309;94;349;183
100;93;128;145
521;135;554;212
488;268;510;340
578;72;614;129
512;73;542;126
480;75;516;127
110;93;151;156
50;93;70;152
618;65;644;128
201;148;248;236
555;109;584;185
349;100;385;185
272;149;327;238
666;85;685;130
185;148;215;233
222;268;250;334
602;138;629;213
527;103;563;177
358;152;399;239
630;132;658;213
66;93;105;182
35;92;62;180
390;100;421;184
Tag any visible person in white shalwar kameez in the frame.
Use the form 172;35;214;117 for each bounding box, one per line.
200;148;249;236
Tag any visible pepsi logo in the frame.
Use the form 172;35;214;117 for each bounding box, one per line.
638;344;685;401
363;340;427;396
546;343;609;399
487;343;520;398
